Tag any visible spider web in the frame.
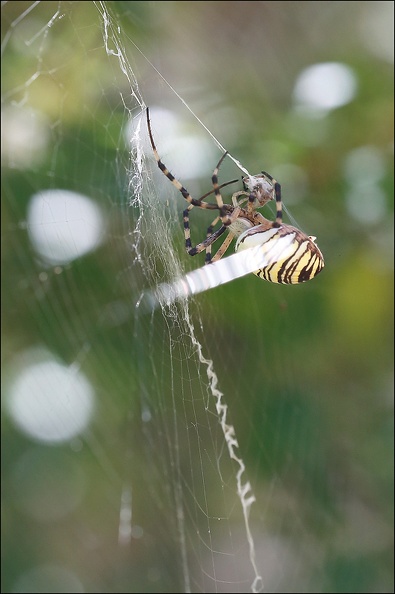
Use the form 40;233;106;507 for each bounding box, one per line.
2;2;394;594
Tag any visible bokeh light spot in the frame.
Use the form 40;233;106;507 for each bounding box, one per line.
293;62;358;117
5;349;95;444
27;189;105;265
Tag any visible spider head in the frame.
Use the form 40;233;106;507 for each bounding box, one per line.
242;174;274;208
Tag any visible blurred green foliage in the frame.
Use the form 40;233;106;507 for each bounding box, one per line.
2;2;393;593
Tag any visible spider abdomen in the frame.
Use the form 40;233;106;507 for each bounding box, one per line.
235;224;324;284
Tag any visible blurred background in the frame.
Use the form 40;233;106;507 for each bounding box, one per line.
2;2;393;593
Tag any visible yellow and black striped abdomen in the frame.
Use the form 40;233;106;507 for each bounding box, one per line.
235;223;324;284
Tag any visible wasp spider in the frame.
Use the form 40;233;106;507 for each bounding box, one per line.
146;108;324;284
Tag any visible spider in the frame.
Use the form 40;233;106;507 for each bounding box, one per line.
146;108;324;284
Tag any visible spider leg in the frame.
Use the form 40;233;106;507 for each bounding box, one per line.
205;215;222;263
210;232;235;262
198;178;239;202
212;151;233;225
261;170;282;225
232;190;249;207
183;206;226;259
182;181;239;260
146;108;218;210
273;180;283;226
247;194;255;214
